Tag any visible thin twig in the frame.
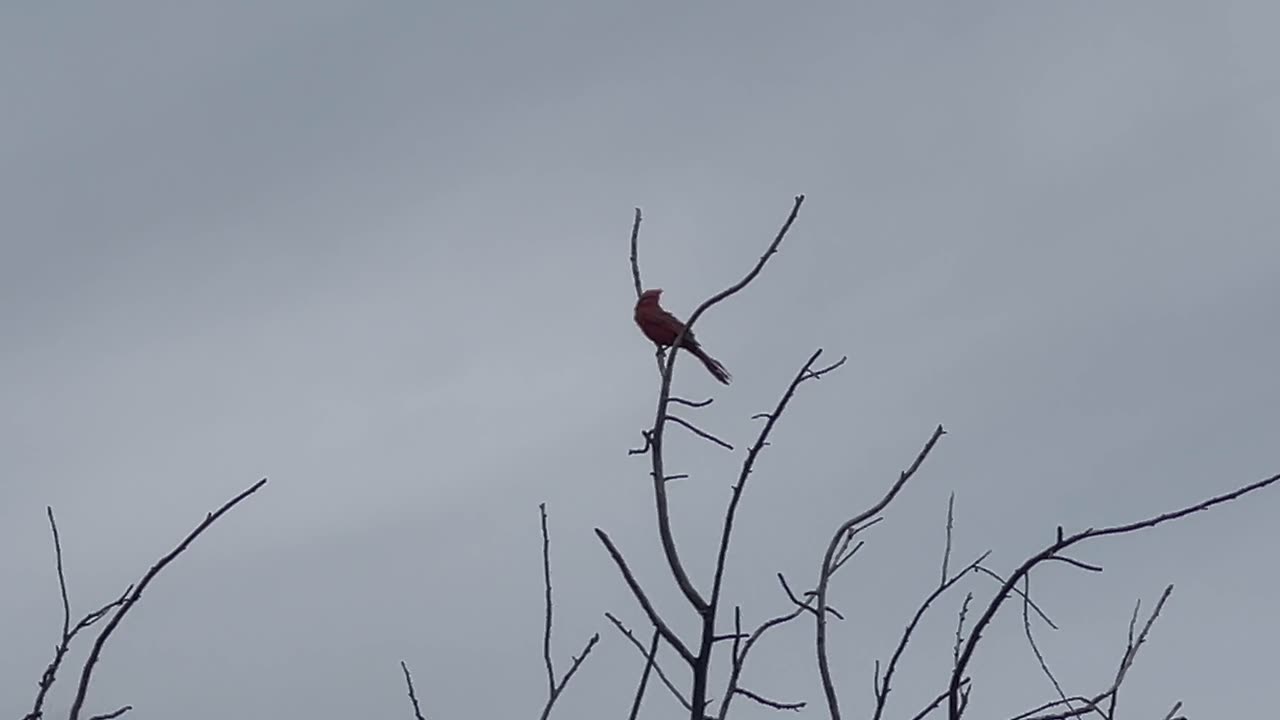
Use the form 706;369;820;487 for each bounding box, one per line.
629;207;644;299
1020;575;1070;714
538;633;600;720
666;414;734;451
540;503;556;698
25;509;129;720
537;504;600;720
941;493;956;585
873;552;989;720
86;707;132;720
66;478;269;720
734;687;806;712
953;592;973;670
973;566;1058;630
670;396;714;408
399;661;427;720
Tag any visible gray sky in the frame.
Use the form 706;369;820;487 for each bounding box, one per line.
2;1;1278;718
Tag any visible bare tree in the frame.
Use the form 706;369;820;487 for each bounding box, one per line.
22;478;268;720
597;195;1280;720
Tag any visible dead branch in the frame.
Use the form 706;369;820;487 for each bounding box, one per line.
595;529;696;665
606;612;692;713
400;661;428;720
666;414;734;451
816;424;947;720
537;504;600;720
949;471;1280;720
733;687;805;712
627;628;663;720
629;207;644;299
24;510;131;720
65;477;268;720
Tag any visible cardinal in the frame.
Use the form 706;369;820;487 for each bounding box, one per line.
634;288;731;385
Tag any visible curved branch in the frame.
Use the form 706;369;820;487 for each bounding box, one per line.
67;478;269;720
948;472;1280;720
817;424;947;720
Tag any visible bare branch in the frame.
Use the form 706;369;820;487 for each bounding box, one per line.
734;687;806;712
941;493;956;585
816;424;947;720
86;707;132;720
539;633;600;720
399;661;428;720
670;396;714;408
25;508;130;720
873;552;989;720
606;612;692;712
666;414;734;451
950;471;1280;720
596;529;696;665
912;679;971;720
718;597;815;720
627;628;663;720
1044;555;1103;573
629;207;644;299
973;566;1058;630
536;504;600;720
628;430;653;456
66;478;269;720
1020;575;1070;715
540;503;556;697
953;592;973;670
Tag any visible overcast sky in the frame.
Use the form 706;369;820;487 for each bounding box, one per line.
2;2;1278;719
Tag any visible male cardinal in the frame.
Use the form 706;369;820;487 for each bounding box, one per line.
634;288;731;384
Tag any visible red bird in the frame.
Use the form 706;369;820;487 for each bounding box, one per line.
634;288;731;385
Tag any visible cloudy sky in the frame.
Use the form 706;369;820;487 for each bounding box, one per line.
2;1;1277;718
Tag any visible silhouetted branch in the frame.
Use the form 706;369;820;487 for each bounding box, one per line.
816;424;947;720
1005;588;1175;720
629;207;644;299
627;628;663;720
537;504;600;720
950;470;1280;720
66;478;269;720
670;396;714;408
972;566;1058;630
596;529;696;664
24;509;131;720
399;661;428;720
86;707;132;720
1020;575;1070;715
666;414;734;451
606;612;692;713
734;687;805;712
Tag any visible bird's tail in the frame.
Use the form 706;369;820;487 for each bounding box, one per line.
691;346;731;385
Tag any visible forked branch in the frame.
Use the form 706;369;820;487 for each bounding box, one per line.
948;472;1280;720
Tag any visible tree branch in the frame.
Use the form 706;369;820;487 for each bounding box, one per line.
950;471;1280;720
399;661;428;720
66;478;268;720
816;424;947;720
